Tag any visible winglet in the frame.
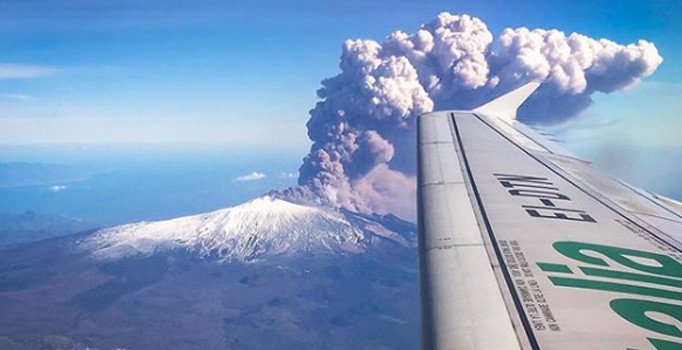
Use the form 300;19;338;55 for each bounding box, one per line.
473;81;541;120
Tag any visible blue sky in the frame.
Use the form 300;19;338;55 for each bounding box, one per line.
0;0;680;221
0;0;680;153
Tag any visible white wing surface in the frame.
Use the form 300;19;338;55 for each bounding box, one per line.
417;83;682;350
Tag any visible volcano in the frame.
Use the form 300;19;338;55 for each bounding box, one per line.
0;195;419;350
81;195;414;262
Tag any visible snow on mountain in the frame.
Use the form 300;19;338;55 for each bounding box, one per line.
80;195;415;262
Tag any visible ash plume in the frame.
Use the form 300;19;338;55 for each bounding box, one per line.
288;12;663;220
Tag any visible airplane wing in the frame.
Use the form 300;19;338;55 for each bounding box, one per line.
417;82;682;350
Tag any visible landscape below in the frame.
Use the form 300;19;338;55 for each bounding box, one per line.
0;195;419;350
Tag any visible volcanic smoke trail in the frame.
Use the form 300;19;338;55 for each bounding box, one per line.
282;12;662;221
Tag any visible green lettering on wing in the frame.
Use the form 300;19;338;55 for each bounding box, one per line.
553;241;682;278
536;241;682;350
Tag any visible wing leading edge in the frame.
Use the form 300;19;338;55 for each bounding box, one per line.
417;83;682;349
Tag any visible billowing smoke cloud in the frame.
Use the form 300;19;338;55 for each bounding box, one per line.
288;12;662;220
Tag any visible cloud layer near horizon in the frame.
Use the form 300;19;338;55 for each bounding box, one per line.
0;63;59;79
290;12;662;220
233;172;266;182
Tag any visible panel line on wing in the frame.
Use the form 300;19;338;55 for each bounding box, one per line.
450;112;541;350
629;211;682;224
472;113;682;252
495;117;555;154
613;178;682;221
417;112;523;349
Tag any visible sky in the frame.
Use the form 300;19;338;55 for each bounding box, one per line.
0;0;680;153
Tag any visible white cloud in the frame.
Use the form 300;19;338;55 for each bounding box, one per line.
279;172;297;179
0;63;60;79
2;94;32;101
50;185;67;192
232;172;266;182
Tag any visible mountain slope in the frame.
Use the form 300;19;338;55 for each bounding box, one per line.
0;196;419;350
80;195;413;262
0;211;99;245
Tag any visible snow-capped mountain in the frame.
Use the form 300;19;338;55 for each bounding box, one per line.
80;195;414;262
0;196;419;349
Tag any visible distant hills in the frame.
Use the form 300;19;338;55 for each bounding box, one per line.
0;211;100;245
